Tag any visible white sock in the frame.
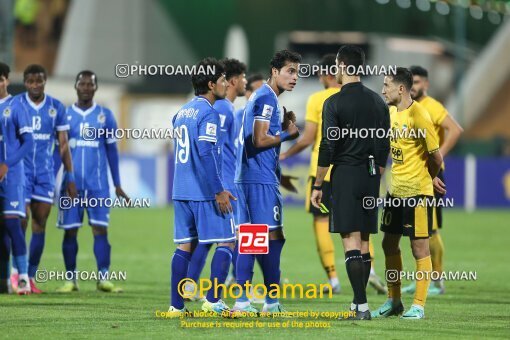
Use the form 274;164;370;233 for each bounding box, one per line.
234;300;250;309
329;277;339;287
357;303;369;312
11;268;18;275
411;304;424;311
350;303;356;311
370;267;375;276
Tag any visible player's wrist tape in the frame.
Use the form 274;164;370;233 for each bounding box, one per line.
280;131;291;142
312;185;322;191
66;172;75;183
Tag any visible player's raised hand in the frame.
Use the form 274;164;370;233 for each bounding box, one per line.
66;181;78;199
0;163;8;182
433;177;446;195
280;174;298;193
281;106;296;131
115;186;130;203
215;190;236;214
310;189;323;210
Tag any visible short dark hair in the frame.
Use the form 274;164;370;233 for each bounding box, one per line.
391;67;413;91
191;57;225;96
220;58;247;81
269;50;302;77
76;70;98;87
246;73;264;92
409;65;428;78
336;45;365;69
319;53;337;76
0;62;10;79
23;64;47;81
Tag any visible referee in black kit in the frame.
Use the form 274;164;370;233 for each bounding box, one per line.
310;45;390;320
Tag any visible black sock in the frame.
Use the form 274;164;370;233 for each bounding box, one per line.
345;250;367;305
362;253;371;289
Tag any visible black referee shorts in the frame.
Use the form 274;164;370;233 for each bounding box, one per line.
329;165;380;234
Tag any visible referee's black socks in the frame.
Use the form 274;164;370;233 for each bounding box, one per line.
345;250;368;311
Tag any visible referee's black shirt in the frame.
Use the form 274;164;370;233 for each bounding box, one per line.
318;82;390;169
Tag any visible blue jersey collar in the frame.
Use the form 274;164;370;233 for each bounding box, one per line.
0;94;12;104
72;102;97;116
25;92;47;111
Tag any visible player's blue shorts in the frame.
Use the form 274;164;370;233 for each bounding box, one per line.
57;189;110;229
0;184;26;218
173;200;235;244
235;183;283;230
25;173;55;204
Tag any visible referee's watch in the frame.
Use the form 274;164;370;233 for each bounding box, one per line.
312;184;323;191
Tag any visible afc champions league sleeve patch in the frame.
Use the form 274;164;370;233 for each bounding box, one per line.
98;112;106;124
49;107;57;117
261;104;274;118
2;107;11;117
206;122;217;136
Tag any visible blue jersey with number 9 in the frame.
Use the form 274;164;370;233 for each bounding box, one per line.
172;97;223;201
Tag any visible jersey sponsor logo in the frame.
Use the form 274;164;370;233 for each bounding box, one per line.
3;107;11;117
261;104;273;118
206;123;217;136
391;146;403;164
76;140;100;148
238;224;269;254
33;133;52;140
49;108;57;118
10;201;19;209
98;113;106;124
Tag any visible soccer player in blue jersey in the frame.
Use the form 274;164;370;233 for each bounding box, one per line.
169;58;236;316
9;64;76;294
233;50;301;313
183;58;247;301
56;70;128;293
233;74;265;150
0;62;34;294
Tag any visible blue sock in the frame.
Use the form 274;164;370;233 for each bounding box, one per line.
206;246;233;303
235;253;256;303
0;228;9;279
231;242;238;278
93;234;111;275
171;248;191;309
259;239;285;305
5;219;27;275
10;222;25;272
186;243;212;282
28;232;45;278
62;234;78;280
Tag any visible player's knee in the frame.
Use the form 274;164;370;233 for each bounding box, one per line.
64;228;78;238
269;228;285;240
91;226;107;236
410;239;430;259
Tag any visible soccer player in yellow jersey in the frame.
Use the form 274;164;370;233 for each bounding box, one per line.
400;66;463;295
372;67;444;320
280;54;342;293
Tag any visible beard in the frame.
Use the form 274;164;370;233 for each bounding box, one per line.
411;88;424;100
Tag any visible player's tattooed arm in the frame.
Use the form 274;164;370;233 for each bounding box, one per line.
58;131;78;198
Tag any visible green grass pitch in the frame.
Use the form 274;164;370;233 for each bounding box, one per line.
1;207;509;339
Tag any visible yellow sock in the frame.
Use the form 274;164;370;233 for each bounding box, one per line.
314;220;337;279
413;255;432;307
429;233;444;274
385;252;402;300
369;238;375;268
